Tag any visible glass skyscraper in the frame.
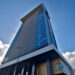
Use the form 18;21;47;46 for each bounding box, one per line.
0;4;74;75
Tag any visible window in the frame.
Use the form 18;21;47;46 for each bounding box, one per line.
55;63;61;71
61;63;71;75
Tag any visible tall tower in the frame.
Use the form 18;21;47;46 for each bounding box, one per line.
0;4;74;75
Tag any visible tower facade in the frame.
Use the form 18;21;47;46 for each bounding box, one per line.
0;4;74;75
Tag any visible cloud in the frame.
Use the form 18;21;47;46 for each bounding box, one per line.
63;51;75;69
0;40;10;64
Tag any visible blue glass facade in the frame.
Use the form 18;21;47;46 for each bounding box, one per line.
45;11;57;48
61;62;71;75
35;13;48;49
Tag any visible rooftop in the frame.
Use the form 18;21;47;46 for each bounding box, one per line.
21;4;44;22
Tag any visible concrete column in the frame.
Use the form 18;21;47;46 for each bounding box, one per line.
21;67;24;75
26;63;29;75
46;59;51;75
13;66;17;75
32;64;35;75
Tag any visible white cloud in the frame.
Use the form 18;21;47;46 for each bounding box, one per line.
63;51;75;69
0;40;10;64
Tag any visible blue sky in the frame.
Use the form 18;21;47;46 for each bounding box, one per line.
0;0;75;53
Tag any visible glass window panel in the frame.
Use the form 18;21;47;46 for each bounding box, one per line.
55;63;61;71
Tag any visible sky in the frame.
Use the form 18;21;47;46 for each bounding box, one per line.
0;0;75;69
